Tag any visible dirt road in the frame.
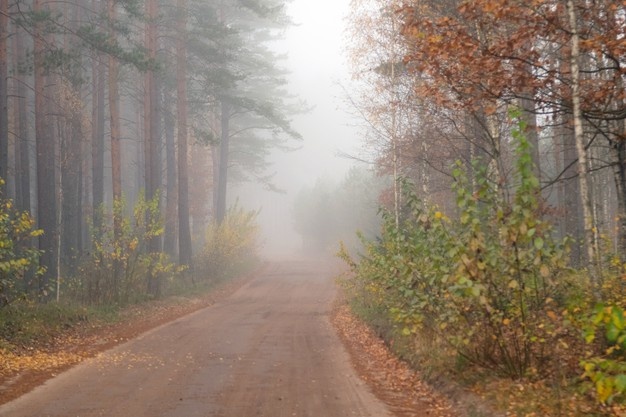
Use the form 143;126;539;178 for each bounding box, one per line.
0;260;393;417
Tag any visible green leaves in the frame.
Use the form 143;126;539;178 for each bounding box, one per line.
0;183;42;307
581;304;626;404
73;194;170;305
340;115;572;380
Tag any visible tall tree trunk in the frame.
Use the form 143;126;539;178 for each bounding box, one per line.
92;52;105;230
60;4;85;275
34;0;58;300
143;0;160;202
153;77;162;200
144;76;153;202
163;96;177;256
108;0;122;301
567;0;600;287
12;25;31;213
144;0;161;295
610;57;626;257
176;0;192;266
211;140;219;219
216;99;230;225
91;0;106;233
613;140;626;256
60;108;83;274
0;0;8;190
108;0;122;221
12;24;34;293
555;41;584;263
145;0;161;201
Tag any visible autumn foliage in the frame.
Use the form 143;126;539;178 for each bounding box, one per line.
198;202;260;281
0;180;42;306
340;117;626;413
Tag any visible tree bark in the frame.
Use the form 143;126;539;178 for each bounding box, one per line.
92;51;105;230
60;4;86;275
176;0;192;266
34;0;58;300
613;140;626;256
0;0;8;190
144;0;162;295
60;105;83;274
12;25;31;215
567;0;600;286
216;100;231;225
163;93;177;257
107;0;122;299
143;0;161;202
108;0;122;204
609;52;626;257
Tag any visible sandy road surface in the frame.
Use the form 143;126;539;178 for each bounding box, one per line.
0;260;392;417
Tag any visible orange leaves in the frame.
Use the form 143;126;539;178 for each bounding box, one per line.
401;0;626;120
401;1;517;109
332;304;456;417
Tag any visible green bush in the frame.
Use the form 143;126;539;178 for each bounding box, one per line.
581;304;626;405
340;115;574;379
0;180;42;307
67;194;179;305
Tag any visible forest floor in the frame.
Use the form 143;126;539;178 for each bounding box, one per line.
1;259;619;417
0;258;467;417
0;267;263;406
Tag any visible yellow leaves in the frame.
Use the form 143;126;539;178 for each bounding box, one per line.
0;348;84;376
596;377;613;404
128;237;139;252
427;34;443;44
519;223;528;236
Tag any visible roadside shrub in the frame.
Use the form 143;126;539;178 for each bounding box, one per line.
341;115;575;379
341;114;626;413
581;304;626;405
199;202;259;280
67;194;178;305
0;180;42;307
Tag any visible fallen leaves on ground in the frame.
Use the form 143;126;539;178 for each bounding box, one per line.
331;302;626;417
0;270;260;405
0;349;85;375
331;303;456;417
474;377;626;417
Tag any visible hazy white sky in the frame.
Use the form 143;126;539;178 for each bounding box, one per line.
278;0;360;187
234;0;362;257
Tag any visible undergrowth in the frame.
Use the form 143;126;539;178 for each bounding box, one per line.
339;114;625;416
0;199;261;356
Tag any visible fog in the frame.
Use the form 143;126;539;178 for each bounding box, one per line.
232;0;362;259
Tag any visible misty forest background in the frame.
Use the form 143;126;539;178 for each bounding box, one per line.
0;0;306;305
1;0;626;413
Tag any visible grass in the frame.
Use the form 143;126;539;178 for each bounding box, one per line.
0;302;113;351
